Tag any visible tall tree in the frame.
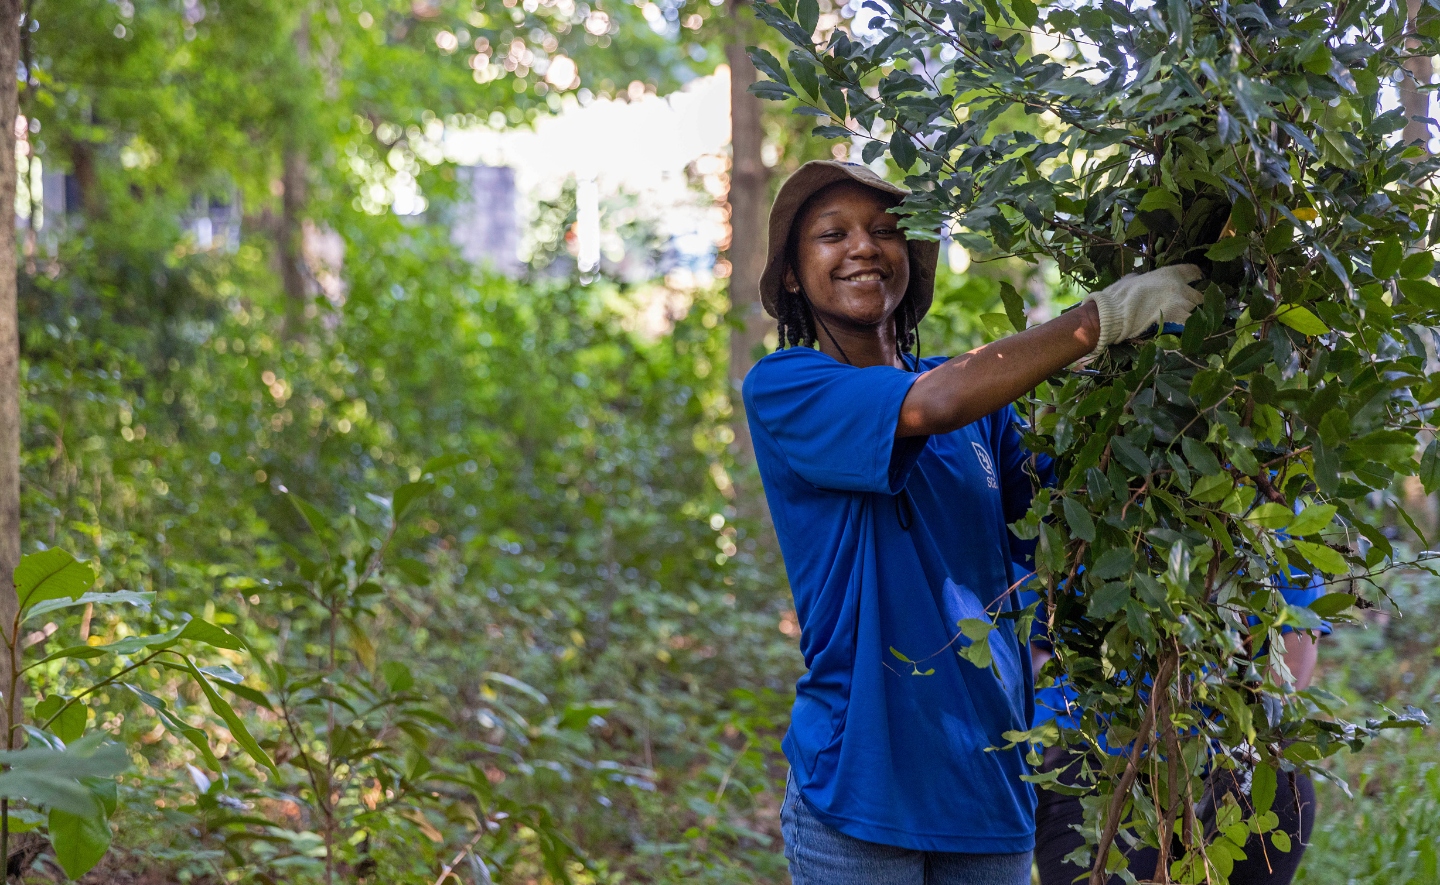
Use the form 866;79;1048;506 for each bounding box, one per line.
725;0;771;462
1403;0;1434;148
0;0;21;756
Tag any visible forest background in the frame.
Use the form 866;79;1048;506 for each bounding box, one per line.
3;0;1438;882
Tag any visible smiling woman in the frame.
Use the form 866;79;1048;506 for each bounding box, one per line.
782;180;913;358
741;160;1208;885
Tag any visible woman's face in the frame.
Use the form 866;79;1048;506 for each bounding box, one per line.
785;181;911;333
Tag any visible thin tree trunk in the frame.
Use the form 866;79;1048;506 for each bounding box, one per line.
0;0;26;765
725;0;771;463
279;146;309;339
279;12;312;340
1403;0;1433;148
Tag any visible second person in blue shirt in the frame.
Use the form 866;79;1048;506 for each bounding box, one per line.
743;160;1205;885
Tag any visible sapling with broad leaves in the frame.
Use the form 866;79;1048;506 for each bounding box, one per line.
750;0;1438;881
1;547;273;879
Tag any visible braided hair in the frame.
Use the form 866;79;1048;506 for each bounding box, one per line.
776;240;924;368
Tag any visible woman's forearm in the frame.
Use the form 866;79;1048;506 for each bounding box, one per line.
1281;631;1319;690
896;301;1101;438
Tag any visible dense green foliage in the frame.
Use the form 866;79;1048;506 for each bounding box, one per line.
4;0;1438;881
754;0;1439;881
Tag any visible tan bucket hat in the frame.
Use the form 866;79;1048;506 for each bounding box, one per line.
759;160;940;321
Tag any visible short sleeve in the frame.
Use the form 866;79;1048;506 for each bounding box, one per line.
743;349;927;494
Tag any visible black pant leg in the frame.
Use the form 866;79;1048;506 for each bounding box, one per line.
1033;747;1161;885
1225;771;1316;885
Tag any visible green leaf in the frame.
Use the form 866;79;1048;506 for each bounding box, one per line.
1189;368;1234;410
889;646;913;663
288;494;331;536
1399;277;1440;307
35;695;86;743
123;685;222;771
1011;0;1038;27
1275;306;1329;336
174;618;245;651
1251;763;1277;815
1111;437;1152;476
891;129;917;170
1307;593;1355;618
392;557;431;586
0;734;128;816
1087;582;1130;618
381;661;415;693
1062;496;1096;542
1137;187;1183;220
183;658;279;777
422;452;471;475
749;81;798;101
1206;236;1249;261
484;671;549;704
797;0;819;36
25;590;153;623
956;618;994;670
998;280;1027;332
1287;504;1337;536
393;480;435;523
28;644;109;668
50;798;113;879
1372;239;1403;278
1349;429;1418;468
1400;251;1435;279
1191;472;1234;503
1271;829;1293;853
1423;440;1440;494
1290;540;1349;575
1181;436;1222;476
791;57;819;98
1091;547;1135;580
15;549;97;612
1248;503;1292;530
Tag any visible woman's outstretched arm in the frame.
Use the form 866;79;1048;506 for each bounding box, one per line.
897;301;1100;438
897;264;1204;438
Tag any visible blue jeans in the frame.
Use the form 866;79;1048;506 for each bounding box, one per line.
781;771;1034;885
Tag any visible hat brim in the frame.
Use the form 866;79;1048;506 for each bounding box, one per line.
758;160;939;323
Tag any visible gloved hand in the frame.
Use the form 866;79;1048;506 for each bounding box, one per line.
1085;264;1205;350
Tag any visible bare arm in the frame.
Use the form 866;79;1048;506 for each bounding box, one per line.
1281;631;1319;690
897;301;1101;438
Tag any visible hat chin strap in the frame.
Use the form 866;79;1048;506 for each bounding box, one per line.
797;289;854;367
797;289;921;373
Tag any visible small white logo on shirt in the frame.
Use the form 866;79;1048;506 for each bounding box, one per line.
972;442;999;489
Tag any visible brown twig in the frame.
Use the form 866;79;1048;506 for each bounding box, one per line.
1090;651;1178;885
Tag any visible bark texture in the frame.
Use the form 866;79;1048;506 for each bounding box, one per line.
279;146;310;339
725;0;772;463
0;0;25;747
1403;0;1434;148
279;13;313;340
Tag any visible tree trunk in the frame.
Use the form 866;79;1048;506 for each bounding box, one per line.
0;0;25;750
279;13;312;340
1403;0;1433;148
279;146;309;339
725;0;771;463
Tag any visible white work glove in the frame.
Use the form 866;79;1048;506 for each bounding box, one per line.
1085;264;1205;351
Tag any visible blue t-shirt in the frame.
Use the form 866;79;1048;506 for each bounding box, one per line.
744;346;1050;854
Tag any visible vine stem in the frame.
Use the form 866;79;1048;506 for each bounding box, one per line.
1089;650;1178;885
1156;642;1186;883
